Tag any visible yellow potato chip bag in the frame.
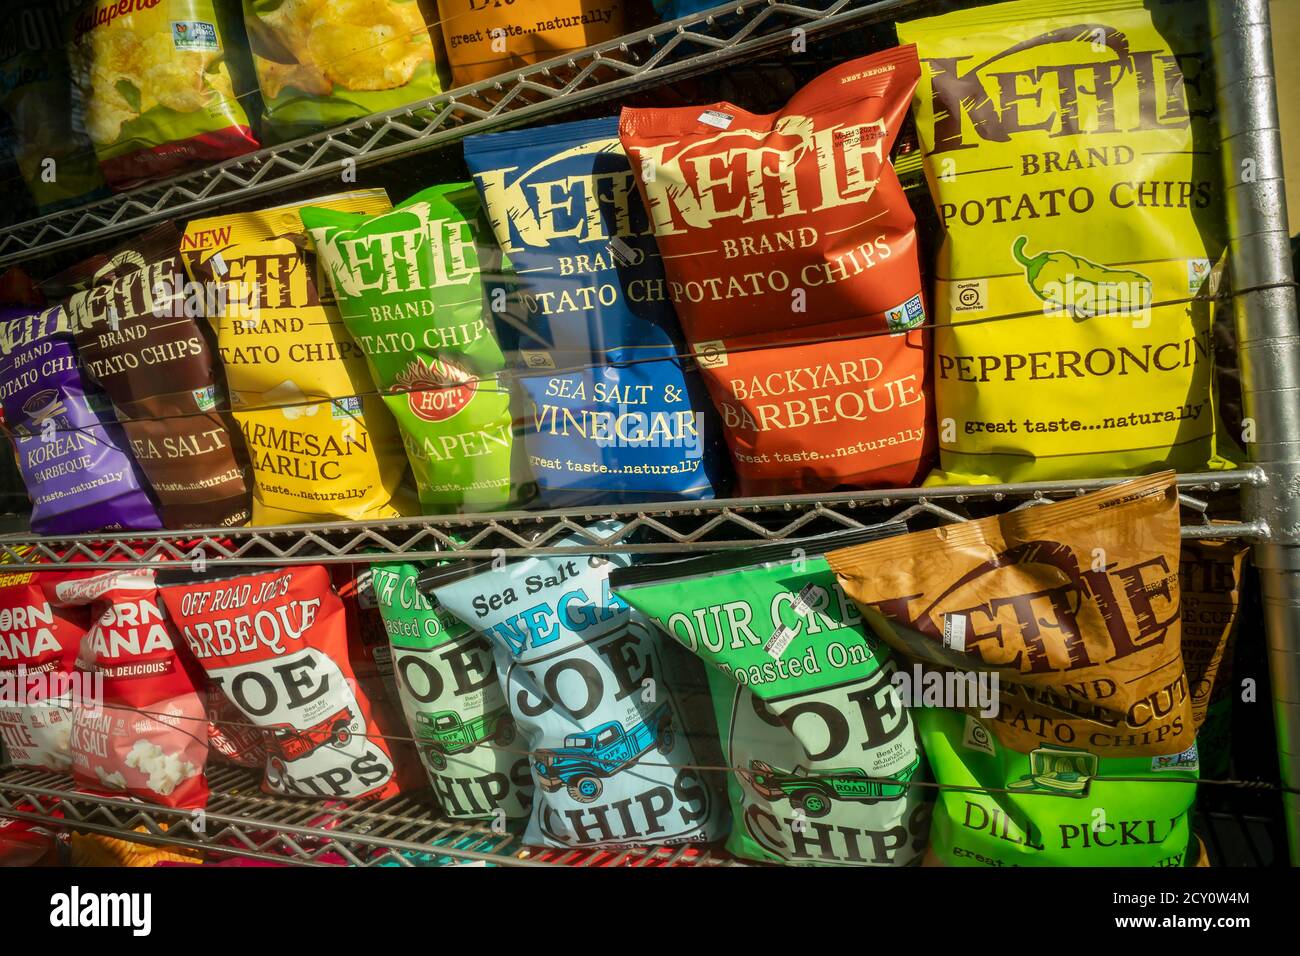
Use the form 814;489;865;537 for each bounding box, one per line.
67;0;259;189
899;0;1237;484
243;0;446;136
181;190;416;525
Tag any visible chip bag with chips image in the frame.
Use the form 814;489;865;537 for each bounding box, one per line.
898;0;1236;483
301;182;531;513
66;0;259;188
180;191;417;525
243;0;444;136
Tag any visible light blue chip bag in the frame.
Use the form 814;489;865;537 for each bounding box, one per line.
424;522;729;848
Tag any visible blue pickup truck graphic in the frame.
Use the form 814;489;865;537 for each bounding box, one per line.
533;704;675;803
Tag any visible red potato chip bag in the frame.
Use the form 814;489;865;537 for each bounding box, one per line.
695;321;932;495
619;45;925;343
159;565;410;801
0;572;88;774
330;563;423;792
620;46;934;494
57;569;210;810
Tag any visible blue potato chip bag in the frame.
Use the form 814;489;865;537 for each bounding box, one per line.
426;522;729;849
464;117;729;505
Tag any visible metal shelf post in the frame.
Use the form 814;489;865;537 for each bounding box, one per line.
1212;0;1300;864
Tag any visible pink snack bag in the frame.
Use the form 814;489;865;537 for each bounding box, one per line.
58;568;209;810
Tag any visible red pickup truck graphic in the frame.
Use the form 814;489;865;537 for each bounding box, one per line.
265;708;355;763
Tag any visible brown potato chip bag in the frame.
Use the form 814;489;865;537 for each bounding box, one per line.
60;222;252;529
827;472;1193;757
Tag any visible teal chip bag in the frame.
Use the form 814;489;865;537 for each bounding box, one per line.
371;561;532;821
610;528;931;866
917;709;1197;867
425;522;729;849
302;183;531;513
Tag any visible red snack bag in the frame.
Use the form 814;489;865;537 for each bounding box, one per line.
57;569;210;810
0;572;88;774
0;801;64;866
159;565;408;801
619;45;924;342
331;563;423;793
696;321;932;495
620;46;934;494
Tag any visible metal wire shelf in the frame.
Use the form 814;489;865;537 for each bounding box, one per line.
0;0;914;268
0;765;745;867
0;469;1261;568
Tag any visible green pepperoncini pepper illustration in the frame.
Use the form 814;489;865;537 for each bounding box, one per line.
1013;236;1152;319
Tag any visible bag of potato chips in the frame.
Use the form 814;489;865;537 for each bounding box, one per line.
301;183;529;513
611;529;931;867
437;0;626;88
66;0;259;189
915;708;1198;867
827;472;1203;866
60;223;252;530
243;0;444;137
465;117;728;506
827;472;1194;758
899;0;1234;483
619;46;934;496
180;191;415;525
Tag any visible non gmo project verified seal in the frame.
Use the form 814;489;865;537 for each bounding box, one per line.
886;294;925;333
172;20;219;51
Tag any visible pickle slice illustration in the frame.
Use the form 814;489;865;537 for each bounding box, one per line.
1012;236;1152;318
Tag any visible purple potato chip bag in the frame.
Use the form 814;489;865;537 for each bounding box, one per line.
0;306;162;534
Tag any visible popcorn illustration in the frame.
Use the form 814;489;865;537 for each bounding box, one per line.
95;766;127;790
125;740;199;796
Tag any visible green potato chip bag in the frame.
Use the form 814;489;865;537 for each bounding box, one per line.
611;529;931;866
917;709;1198;867
302;183;531;513
371;561;533;821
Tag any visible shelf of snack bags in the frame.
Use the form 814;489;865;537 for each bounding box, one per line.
0;0;1298;870
0;469;1261;569
0;0;909;268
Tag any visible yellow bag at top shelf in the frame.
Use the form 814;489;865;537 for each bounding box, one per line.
899;0;1239;484
180;190;416;525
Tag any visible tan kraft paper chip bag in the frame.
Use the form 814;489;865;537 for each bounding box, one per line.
827;472;1193;757
181;190;415;524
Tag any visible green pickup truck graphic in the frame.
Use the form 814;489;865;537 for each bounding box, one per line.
738;757;921;817
414;705;516;770
533;704;675;804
